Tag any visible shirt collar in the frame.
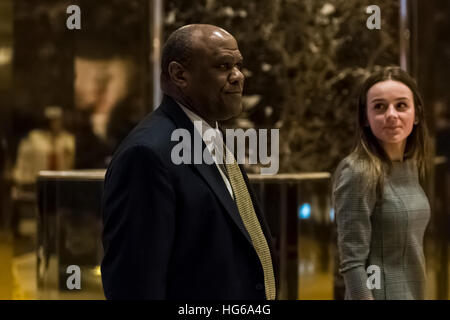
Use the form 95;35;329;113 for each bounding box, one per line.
175;100;221;139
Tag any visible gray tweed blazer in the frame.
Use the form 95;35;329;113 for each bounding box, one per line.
332;156;430;300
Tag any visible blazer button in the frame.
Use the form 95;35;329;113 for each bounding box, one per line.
256;283;264;290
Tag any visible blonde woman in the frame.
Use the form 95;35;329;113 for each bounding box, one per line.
333;66;431;300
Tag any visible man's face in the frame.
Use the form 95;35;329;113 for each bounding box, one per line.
183;30;245;122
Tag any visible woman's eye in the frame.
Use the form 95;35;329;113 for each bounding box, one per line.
374;103;384;110
397;102;407;109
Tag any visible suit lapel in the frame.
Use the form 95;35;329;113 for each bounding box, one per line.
159;95;252;245
194;160;252;245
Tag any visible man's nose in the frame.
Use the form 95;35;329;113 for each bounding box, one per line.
229;67;244;85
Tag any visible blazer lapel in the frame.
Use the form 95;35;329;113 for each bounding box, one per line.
159;95;252;245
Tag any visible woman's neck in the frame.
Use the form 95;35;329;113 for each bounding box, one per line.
380;140;406;162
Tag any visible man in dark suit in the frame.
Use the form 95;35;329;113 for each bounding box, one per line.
101;24;277;300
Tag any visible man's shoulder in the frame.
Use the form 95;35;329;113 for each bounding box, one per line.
109;108;177;166
120;108;175;149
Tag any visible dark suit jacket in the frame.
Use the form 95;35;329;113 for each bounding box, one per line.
101;95;278;299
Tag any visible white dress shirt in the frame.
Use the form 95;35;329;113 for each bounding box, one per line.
177;101;234;199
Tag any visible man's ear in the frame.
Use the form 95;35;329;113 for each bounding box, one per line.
168;61;188;88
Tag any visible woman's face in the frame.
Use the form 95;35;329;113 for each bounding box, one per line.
366;80;416;151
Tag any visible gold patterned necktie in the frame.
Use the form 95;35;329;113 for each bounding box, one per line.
223;146;276;300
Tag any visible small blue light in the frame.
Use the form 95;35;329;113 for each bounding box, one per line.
330;208;335;222
298;203;311;219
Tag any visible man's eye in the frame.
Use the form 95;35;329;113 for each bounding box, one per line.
219;63;230;70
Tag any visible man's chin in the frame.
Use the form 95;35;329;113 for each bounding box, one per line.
215;98;243;121
226;102;243;119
